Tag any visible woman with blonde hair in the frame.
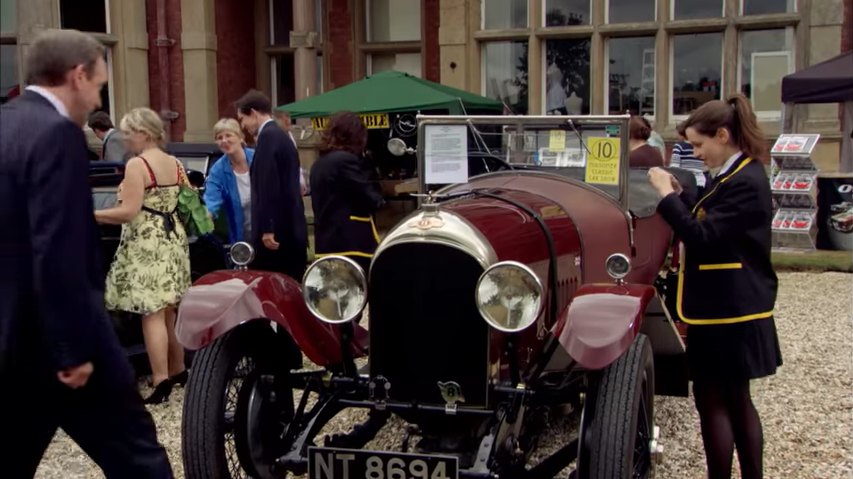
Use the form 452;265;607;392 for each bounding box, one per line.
203;118;255;244
95;107;192;404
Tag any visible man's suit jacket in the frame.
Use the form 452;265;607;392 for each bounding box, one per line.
250;121;307;253
0;91;114;378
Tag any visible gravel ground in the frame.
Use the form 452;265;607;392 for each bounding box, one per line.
35;272;853;478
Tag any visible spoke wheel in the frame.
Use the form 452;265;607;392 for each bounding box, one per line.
182;322;297;479
576;334;655;479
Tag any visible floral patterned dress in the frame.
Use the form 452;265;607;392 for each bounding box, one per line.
105;162;192;315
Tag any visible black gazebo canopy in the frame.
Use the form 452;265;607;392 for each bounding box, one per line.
781;51;853;104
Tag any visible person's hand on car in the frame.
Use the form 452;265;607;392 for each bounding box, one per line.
262;233;279;250
57;362;94;389
648;167;678;198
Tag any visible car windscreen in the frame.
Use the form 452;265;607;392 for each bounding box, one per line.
176;155;209;175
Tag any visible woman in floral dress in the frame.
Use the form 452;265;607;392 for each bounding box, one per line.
95;107;192;404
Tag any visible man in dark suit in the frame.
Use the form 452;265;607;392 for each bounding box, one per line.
235;89;308;279
0;29;172;477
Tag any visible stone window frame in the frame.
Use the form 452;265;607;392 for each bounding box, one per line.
355;0;425;78
473;0;803;136
264;0;326;106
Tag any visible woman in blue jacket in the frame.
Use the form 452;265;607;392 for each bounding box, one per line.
204;118;255;243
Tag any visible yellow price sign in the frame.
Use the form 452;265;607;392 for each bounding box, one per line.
584;137;621;186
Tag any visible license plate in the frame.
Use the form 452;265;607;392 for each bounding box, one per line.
308;446;459;479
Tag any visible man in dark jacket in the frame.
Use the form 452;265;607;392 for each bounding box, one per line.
235;89;308;279
0;29;172;477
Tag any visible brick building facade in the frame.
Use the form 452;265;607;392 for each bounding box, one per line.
0;0;850;169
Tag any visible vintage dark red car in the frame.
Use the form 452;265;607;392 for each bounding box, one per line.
177;115;694;479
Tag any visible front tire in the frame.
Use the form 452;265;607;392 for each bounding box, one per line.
579;334;655;479
182;322;298;479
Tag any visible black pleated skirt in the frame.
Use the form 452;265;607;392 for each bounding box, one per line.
686;316;783;382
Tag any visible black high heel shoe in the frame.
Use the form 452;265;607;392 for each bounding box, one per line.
170;370;189;387
144;378;174;405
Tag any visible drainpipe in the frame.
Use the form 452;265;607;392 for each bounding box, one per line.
155;0;178;138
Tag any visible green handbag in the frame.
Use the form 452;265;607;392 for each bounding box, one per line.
176;166;215;237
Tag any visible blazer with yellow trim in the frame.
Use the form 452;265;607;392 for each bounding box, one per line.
310;150;385;259
657;154;778;325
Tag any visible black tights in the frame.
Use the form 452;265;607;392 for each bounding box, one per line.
693;380;763;479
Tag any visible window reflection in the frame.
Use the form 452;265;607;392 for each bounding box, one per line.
545;39;591;114
608;37;655;115
743;0;795;15
608;0;655;23
0;0;15;34
0;44;18;105
741;29;792;113
672;32;722;115
369;53;422;77
483;41;529;114
483;0;528;29
368;0;421;42
545;0;590;26
60;0;108;33
672;0;722;20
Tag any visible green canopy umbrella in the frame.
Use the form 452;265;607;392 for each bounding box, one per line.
277;71;504;121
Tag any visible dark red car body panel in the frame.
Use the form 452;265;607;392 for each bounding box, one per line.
176;270;367;366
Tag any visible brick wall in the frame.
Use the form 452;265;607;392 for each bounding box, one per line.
146;0;187;141
327;0;354;89
215;1;257;117
423;0;440;82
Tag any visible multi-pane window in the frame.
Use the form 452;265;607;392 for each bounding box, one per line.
607;0;656;23
545;39;591;114
607;36;656;116
477;0;801;125
483;41;528;114
544;0;591;26
672;32;723;116
365;0;421;77
743;0;795;15
483;0;528;29
268;0;324;106
740;28;794;115
672;0;723;20
0;0;14;33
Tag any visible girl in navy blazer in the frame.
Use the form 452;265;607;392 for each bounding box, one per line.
648;94;782;479
204;118;255;244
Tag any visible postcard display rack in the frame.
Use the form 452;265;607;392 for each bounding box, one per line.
769;134;820;250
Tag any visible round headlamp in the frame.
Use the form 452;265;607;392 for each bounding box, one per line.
302;256;367;324
475;261;544;333
605;253;631;281
229;242;255;267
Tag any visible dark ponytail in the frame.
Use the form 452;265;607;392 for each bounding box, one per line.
682;93;769;164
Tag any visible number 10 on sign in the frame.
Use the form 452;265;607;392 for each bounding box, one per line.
584;137;621;186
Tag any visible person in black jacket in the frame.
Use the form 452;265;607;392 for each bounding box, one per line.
0;29;172;477
648;94;781;479
235;90;308;279
310;111;385;274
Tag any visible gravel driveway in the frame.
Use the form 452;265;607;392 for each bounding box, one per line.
34;272;853;478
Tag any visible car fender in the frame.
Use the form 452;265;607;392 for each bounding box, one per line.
551;283;656;370
176;270;367;366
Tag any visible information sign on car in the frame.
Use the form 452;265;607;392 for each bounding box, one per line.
308;447;459;479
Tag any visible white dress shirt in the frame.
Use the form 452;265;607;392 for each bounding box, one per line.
25;85;70;118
